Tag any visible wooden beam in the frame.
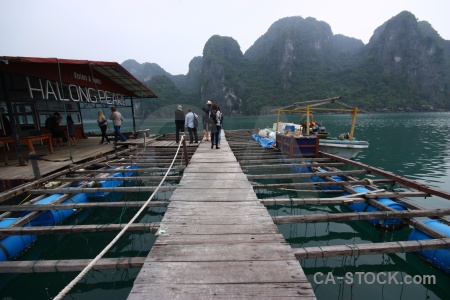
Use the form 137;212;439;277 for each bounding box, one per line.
239;157;332;164
0;222;160;236
241;162;344;170
0;257;146;273
261;197;367;205
260;192;430;206
272;208;450;224
320;152;450;201
253;179;393;189
72;167;182;173
56;175;183;182
294;238;450;259
28;186;177;194
247;170;368;180
0;201;169;212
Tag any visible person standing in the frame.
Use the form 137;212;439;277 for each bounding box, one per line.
110;107;127;142
174;105;185;143
201;100;212;141
217;105;223;145
67;115;76;146
48;112;64;147
97;110;110;144
184;108;199;144
210;103;222;149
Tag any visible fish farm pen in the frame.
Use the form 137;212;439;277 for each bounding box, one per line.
0;129;449;299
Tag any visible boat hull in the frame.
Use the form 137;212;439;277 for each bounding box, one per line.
319;139;369;159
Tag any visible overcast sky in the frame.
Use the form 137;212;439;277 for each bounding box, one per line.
1;0;449;75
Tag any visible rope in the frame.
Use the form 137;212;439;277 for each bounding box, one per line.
53;135;185;300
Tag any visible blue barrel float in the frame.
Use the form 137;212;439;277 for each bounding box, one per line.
18;188;88;226
0;218;37;261
297;166;407;229
408;220;450;274
346;186;407;228
87;165;138;199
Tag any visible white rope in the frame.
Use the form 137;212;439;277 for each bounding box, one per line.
53;135;186;300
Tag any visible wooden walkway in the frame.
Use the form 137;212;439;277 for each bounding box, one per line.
128;132;315;299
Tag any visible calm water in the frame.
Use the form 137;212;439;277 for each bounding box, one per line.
1;112;449;299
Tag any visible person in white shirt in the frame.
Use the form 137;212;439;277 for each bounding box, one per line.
184;108;199;144
110;107;127;142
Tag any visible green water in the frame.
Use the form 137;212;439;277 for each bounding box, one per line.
1;112;450;299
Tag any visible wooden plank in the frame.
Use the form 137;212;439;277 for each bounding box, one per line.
160;215;274;225
0;223;160;235
272;208;450;224
170;189;258;201
155;224;279;235
253;179;393;189
0;257;146;273
246;169;368;180
133;261;309;284
28;186;177;194
154;234;287;245
177;180;253;189
261;197;367;205
0;201;169;212
128;283;316;300
147;243;296;262
294;238;450;259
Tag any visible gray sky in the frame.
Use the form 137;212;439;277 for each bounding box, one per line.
1;0;449;75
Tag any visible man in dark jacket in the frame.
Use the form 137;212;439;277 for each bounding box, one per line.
174;105;185;143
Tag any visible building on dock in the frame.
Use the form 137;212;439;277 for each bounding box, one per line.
0;56;158;167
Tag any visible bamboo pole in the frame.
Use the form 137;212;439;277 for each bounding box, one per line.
294;238;450;259
260;197;367;205
72;167;182;173
253;179;393;189
241;162;344;170
260;192;430;206
246;169;368;180
56;175;183;182
239;157;332;164
29;186;177;194
0;201;170;212
0;257;146;273
0;222;160;236
271;208;450;224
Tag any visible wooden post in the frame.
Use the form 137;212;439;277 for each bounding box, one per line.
276;108;280;132
182;138;189;166
29;152;41;179
349;107;358;141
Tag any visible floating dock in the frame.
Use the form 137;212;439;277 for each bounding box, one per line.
128;132;315;299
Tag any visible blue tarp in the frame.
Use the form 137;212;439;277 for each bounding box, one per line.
251;134;274;148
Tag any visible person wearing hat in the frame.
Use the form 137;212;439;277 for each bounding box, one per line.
174;104;185;143
201;100;212;141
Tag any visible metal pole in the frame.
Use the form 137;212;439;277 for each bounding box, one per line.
1;71;26;165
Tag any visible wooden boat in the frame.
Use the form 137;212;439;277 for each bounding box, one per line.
271;96;369;159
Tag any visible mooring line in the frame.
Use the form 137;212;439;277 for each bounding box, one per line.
53;135;185;300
